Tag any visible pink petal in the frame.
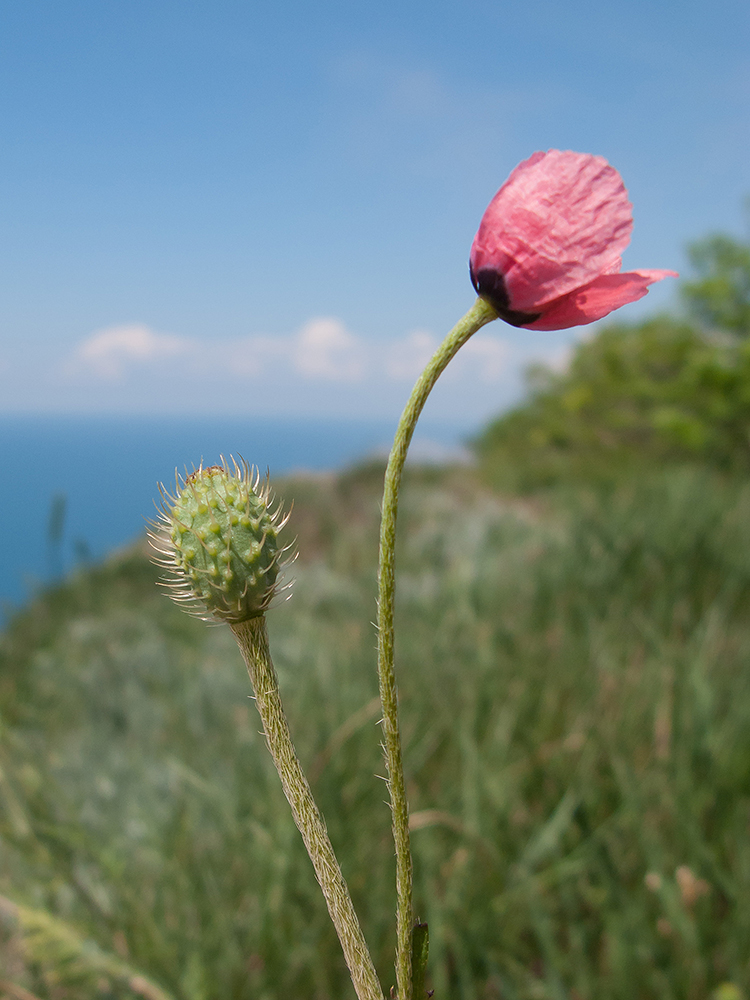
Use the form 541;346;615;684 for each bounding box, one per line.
524;270;679;331
470;150;634;312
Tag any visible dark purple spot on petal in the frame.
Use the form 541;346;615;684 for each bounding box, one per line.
469;264;542;328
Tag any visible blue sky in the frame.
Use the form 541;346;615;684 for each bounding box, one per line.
1;0;748;431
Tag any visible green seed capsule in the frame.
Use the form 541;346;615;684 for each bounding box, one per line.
150;457;292;623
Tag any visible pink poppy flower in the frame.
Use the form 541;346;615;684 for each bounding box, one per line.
469;150;677;331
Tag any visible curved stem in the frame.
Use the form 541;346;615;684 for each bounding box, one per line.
231;617;384;1000
376;296;497;999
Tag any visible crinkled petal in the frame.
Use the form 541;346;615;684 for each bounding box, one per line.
470;150;634;312
524;270;679;331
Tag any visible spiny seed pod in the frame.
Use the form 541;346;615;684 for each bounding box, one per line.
150;457;293;623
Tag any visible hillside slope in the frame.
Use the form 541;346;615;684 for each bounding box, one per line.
2;467;750;999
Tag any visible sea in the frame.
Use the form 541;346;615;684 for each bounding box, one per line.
0;414;473;619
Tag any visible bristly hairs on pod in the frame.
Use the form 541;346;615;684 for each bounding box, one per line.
148;455;296;624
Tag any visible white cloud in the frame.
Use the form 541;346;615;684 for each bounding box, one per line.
457;335;511;383
292;317;365;381
220;318;368;382
65;318;514;391
65;318;370;385
73;324;189;379
386;329;437;380
541;343;574;374
229;334;286;376
42;315;559;423
385;331;514;385
513;340;576;378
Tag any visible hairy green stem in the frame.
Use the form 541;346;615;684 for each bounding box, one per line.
376;296;498;999
231;617;384;1000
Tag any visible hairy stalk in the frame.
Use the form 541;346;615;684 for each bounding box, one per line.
376;296;498;999
231;617;384;1000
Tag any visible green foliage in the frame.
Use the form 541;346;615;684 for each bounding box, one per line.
3;469;750;998
474;316;750;491
682;232;750;337
475;225;750;491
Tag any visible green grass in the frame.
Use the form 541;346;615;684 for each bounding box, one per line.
2;465;750;999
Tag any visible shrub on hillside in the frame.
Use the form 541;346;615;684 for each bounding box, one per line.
474;316;750;490
475;229;750;491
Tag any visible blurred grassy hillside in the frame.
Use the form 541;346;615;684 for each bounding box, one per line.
3;463;750;999
3;229;750;1000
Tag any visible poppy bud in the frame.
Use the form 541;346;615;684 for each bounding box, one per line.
150;458;291;623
